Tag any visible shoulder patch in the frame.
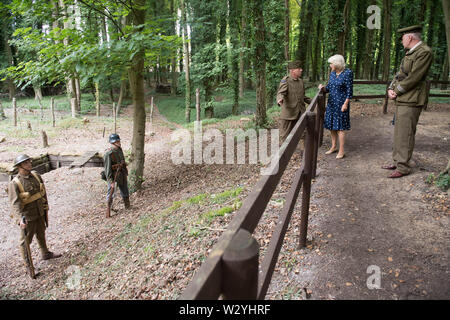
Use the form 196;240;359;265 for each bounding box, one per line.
280;79;287;83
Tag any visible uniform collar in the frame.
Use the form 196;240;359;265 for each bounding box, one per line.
407;41;422;54
18;172;30;179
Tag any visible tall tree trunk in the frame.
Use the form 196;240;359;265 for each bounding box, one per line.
312;8;322;82
382;0;392;81
230;0;239;115
60;0;78;113
337;0;350;55
170;0;178;95
444;0;450;64
128;1;147;191
252;0;266;126
441;53;449;90
2;21;16;99
239;0;247;98
284;0;290;69
180;0;191;122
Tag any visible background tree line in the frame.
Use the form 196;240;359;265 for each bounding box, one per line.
0;0;449;190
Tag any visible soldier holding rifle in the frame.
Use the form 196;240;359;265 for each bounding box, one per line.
104;133;130;218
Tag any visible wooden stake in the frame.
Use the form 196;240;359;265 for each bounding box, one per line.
196;88;200;122
13;98;17;127
41;130;49;148
71;98;76;118
113;102;117;133
50;97;55;127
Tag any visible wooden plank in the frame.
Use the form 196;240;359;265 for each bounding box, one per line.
69;151;99;168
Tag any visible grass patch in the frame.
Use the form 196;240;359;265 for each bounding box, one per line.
426;173;449;191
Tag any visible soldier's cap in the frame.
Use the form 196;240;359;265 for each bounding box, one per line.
397;25;422;40
287;60;302;70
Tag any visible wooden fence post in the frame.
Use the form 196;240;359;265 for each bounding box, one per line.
113;102;117;134
50;97;55;127
196;88;200;122
41;130;48;148
382;82;389;114
71;98;77;118
424;80;431;111
13;98;17;127
312;92;325;178
299;112;316;248
222;229;259;300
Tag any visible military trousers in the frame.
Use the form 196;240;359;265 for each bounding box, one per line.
107;180;129;202
392;104;422;174
19;216;49;259
279;118;305;148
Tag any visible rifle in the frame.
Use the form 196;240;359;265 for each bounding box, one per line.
21;217;36;279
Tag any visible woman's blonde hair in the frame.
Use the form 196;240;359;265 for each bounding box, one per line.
328;54;346;71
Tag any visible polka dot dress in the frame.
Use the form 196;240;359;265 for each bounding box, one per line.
324;68;353;131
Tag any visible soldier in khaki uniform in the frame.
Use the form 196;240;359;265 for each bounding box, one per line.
276;60;312;143
384;25;433;178
8;154;61;278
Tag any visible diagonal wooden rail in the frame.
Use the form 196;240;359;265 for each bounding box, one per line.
180;89;326;300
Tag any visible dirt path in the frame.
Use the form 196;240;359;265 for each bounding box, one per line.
0;101;448;300
265;105;449;300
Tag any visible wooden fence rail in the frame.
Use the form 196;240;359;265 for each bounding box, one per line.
351;80;450;114
180;89;326;300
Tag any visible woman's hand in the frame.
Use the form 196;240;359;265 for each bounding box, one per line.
318;84;324;90
341;102;348;112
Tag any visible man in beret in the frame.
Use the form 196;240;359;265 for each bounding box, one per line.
384;25;432;178
276;60;312;144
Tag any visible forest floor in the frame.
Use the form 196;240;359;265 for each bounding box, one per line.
0;98;448;300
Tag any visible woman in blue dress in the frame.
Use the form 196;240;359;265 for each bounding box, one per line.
318;54;353;159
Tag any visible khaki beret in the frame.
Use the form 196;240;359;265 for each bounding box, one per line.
287;60;302;69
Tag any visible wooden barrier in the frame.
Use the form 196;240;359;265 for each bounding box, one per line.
180;90;326;300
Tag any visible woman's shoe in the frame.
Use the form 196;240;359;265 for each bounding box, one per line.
325;148;338;155
336;153;345;159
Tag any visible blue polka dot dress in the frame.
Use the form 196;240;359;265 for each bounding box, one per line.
324;68;353;131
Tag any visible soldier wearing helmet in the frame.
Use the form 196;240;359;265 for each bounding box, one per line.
8;154;61;278
104;133;130;218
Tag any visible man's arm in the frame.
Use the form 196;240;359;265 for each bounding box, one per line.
394;50;432;95
104;152;114;183
276;79;288;105
8;181;22;225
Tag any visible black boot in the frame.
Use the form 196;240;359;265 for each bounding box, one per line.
123;197;130;209
106;198;113;218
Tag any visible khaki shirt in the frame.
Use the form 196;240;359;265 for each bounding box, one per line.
276;76;312;120
104;147;128;185
390;42;432;106
8;172;47;224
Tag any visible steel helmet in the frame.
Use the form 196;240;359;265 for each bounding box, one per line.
109;133;120;144
13;154;31;167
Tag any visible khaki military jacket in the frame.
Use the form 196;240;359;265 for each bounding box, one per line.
8;171;48;225
277;76;312;120
104;147;128;185
390;42;432;106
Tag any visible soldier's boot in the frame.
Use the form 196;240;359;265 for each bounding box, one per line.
42;251;62;260
123;197;130;209
106;198;113;218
